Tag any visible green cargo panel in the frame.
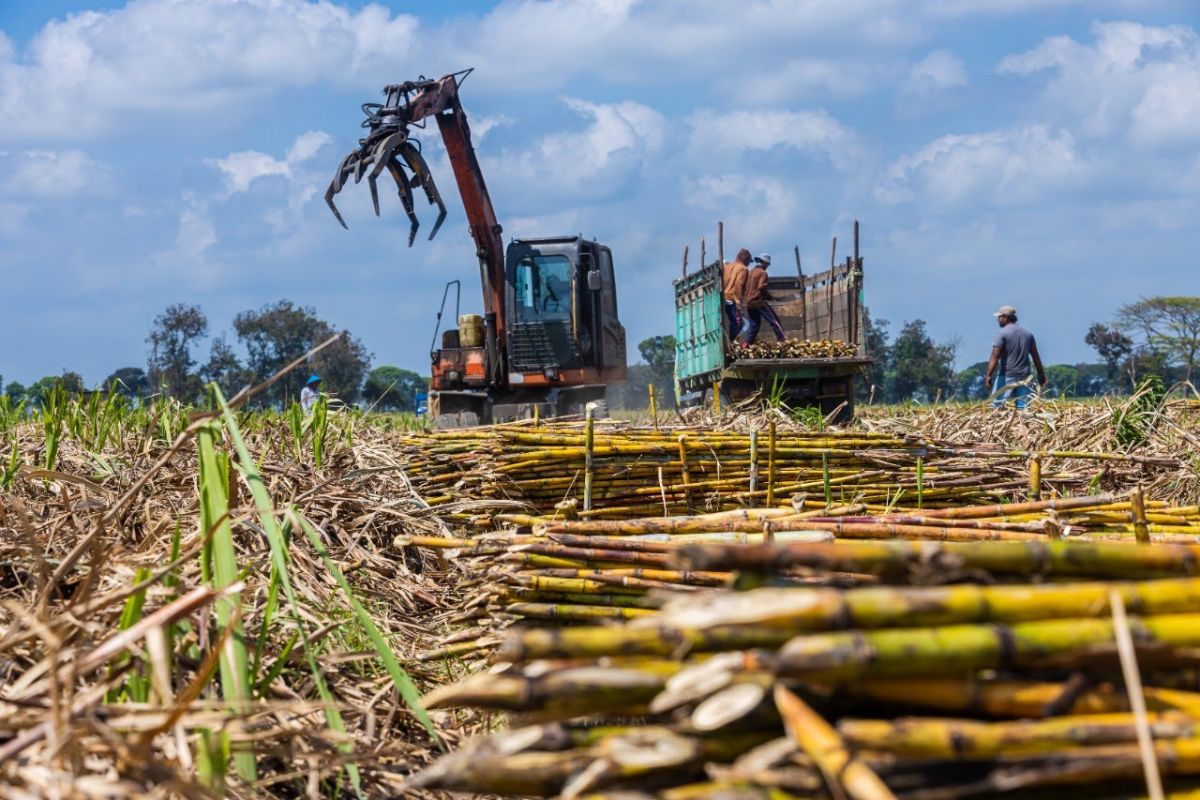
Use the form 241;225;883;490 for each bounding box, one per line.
673;263;725;387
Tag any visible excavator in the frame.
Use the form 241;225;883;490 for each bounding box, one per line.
325;69;627;424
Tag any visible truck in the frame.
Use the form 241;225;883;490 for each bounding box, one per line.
674;221;871;421
324;69;627;425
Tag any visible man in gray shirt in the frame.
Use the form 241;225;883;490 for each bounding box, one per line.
984;305;1046;409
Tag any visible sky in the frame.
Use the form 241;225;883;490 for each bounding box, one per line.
2;0;1199;387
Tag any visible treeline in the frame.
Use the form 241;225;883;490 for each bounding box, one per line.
2;301;430;413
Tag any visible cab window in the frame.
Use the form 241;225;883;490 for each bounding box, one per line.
514;255;572;321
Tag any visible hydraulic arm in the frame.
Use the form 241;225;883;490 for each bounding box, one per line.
324;69;507;378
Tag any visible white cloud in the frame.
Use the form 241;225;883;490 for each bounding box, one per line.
717;58;885;103
923;0;1183;16
209;130;331;195
687;108;861;170
488;97;667;205
998;21;1200;147
903;50;968;94
0;0;418;142
0;150;110;198
686;174;804;244
876;125;1083;206
175;195;217;260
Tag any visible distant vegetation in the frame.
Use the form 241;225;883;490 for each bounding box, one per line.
4;296;1195;411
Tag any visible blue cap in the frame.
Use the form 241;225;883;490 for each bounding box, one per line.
306;374;321;385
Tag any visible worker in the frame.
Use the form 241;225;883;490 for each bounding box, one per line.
301;374;322;412
984;305;1047;409
721;249;751;338
739;254;786;345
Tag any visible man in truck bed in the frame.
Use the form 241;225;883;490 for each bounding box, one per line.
722;249;751;339
739;254;786;345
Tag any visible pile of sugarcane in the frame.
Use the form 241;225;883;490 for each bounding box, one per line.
736;338;859;360
383;422;1169;524
407;534;1200;799
405;495;1200;662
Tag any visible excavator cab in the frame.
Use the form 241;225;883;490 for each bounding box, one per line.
505;236;625;381
432;237;626;423
323;69;627;425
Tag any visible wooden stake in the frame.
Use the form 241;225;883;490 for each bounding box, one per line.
795;245;806;340
648;384;658;430
852;219;862;348
766;420;778;508
1111;589;1165;800
718;221;725;269
678;434;693;513
657;466;668;516
681;245;689;278
1028;453;1042;501
583;405;595;512
1132;486;1150;544
748;429;759;509
713;381;722;415
828;236;837;341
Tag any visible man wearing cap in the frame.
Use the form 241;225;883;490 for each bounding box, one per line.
721;249;752;339
984;306;1046;409
301;374;322;412
739;254;786;345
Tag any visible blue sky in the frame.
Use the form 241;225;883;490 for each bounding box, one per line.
2;0;1199;386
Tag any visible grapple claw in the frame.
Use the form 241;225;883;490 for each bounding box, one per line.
386;157;420;247
326;76;456;237
368;172;381;216
325;182;349;229
428;206;447;241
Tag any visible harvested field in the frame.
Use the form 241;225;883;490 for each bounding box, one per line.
2;388;1200;797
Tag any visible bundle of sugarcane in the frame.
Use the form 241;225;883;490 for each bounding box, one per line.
736;338;859;360
410;552;1200;798
404;488;1200;649
382;422;1123;522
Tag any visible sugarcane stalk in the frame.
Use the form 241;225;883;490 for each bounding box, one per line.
774;683;896;800
767;421;777;509
838;711;1200;759
1133;485;1151;544
749;429;759;509
673;540;1200;580
774;612;1200;681
584;405;595;512
503;602;658;622
838;677;1200;719
651;577;1200;633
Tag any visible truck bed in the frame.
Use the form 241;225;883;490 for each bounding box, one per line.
727;356;873;369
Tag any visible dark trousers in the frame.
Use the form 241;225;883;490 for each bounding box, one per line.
724;301;743;339
740;304;786;344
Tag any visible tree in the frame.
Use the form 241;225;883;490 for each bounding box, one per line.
1117;296;1200;381
1123;345;1175;391
886;320;957;403
611;364;657;411
200;335;253;398
26;372;84;407
58;371;85;395
1085;323;1133;389
637;335;676;407
104;367;149;400
955;362;989;401
234;300;372;406
4;381;25;402
858;312;890;400
147;303;208;401
362;366;426;411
